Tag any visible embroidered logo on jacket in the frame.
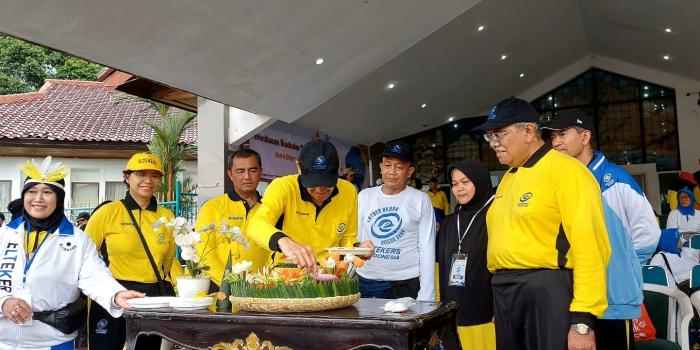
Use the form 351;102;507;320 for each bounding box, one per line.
337;223;346;235
95;319;109;334
59;238;78;252
603;173;615;187
518;192;533;207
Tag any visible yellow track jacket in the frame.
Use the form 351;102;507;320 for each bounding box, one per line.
195;191;269;285
248;175;358;262
486;145;611;317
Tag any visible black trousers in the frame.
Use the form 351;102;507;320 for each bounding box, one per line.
359;275;421;299
88;280;173;350
594;319;635;350
492;269;573;350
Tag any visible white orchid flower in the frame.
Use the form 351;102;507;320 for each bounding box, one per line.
344;254;356;263
325;257;336;269
180;246;198;262
232;260;252;274
151;216;168;230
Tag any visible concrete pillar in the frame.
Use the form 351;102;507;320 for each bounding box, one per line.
197;98;229;206
197;98;275;205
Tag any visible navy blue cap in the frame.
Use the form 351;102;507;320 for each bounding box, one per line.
542;110;594;131
299;140;339;187
473;97;540;131
383;141;413;163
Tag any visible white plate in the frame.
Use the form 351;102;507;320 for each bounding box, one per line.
326;247;372;255
169;297;212;308
172;305;209;311
127;297;174;309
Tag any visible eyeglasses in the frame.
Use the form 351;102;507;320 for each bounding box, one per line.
483;126;519;143
131;171;163;182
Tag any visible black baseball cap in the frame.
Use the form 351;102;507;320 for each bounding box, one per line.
299;140;339;188
473;97;540;131
383;141;413;163
542;110;594;131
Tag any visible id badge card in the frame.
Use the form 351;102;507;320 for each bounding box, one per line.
14;284;32;326
448;253;468;287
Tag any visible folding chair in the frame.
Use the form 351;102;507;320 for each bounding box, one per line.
690;235;700;250
643;265;673;287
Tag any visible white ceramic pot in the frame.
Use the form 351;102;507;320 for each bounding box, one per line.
176;276;211;297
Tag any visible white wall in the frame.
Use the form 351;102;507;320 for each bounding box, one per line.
0;156;197;208
517;54;700;173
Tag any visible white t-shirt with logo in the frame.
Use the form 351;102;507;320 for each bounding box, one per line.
357;185;436;301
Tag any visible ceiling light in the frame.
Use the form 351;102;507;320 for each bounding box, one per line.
665;27;672;33
315;58;325;65
519;73;525;78
421;103;427;108
500;54;508;60
447;116;455;122
431;143;436;147
548;96;553;101
644;86;649;90
663;55;671;60
643;93;649;98
453;123;458;128
386;82;396;89
477;25;485;31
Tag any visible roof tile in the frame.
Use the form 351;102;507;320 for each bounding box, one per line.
0;80;197;144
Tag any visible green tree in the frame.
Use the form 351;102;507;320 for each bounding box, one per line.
114;94;197;201
0;35;103;94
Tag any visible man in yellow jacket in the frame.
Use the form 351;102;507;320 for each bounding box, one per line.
248;140;373;272
475;97;611;350
195;148;269;289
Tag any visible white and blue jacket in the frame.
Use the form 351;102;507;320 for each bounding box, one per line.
589;152;661;319
0;216;125;350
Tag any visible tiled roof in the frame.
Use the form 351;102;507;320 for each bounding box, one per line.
0;80;197;144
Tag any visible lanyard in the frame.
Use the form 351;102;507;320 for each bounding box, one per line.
456;195;495;254
23;229;51;283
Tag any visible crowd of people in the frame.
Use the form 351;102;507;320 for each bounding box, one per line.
4;96;700;350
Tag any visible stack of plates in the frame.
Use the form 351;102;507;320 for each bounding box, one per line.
169;297;212;311
127;297;174;309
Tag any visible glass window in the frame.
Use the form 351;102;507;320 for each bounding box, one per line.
0;180;10;213
105;181;124;201
411;128;446;183
443;118;483;171
596;70;639;103
643;99;678;171
533;68;679;171
71;182;99;208
598;102;642;165
554;71;594;108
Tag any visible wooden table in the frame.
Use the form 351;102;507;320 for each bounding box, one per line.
123;298;460;350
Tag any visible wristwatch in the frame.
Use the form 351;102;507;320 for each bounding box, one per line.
571;323;591;335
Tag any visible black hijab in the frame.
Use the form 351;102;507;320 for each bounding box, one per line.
21;178;66;233
438;159;494;327
451;159;493;211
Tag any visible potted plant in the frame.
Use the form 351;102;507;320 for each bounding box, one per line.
154;217;247;298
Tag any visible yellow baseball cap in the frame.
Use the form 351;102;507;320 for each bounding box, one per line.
125;152;164;175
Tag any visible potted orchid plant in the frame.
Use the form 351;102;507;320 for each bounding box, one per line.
153;216;248;298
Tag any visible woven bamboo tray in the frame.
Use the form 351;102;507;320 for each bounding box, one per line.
229;293;360;313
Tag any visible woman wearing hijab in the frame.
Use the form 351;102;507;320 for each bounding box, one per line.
650;228;699;291
666;188;700;234
0;157;143;349
436;159;495;349
85;152;177;350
